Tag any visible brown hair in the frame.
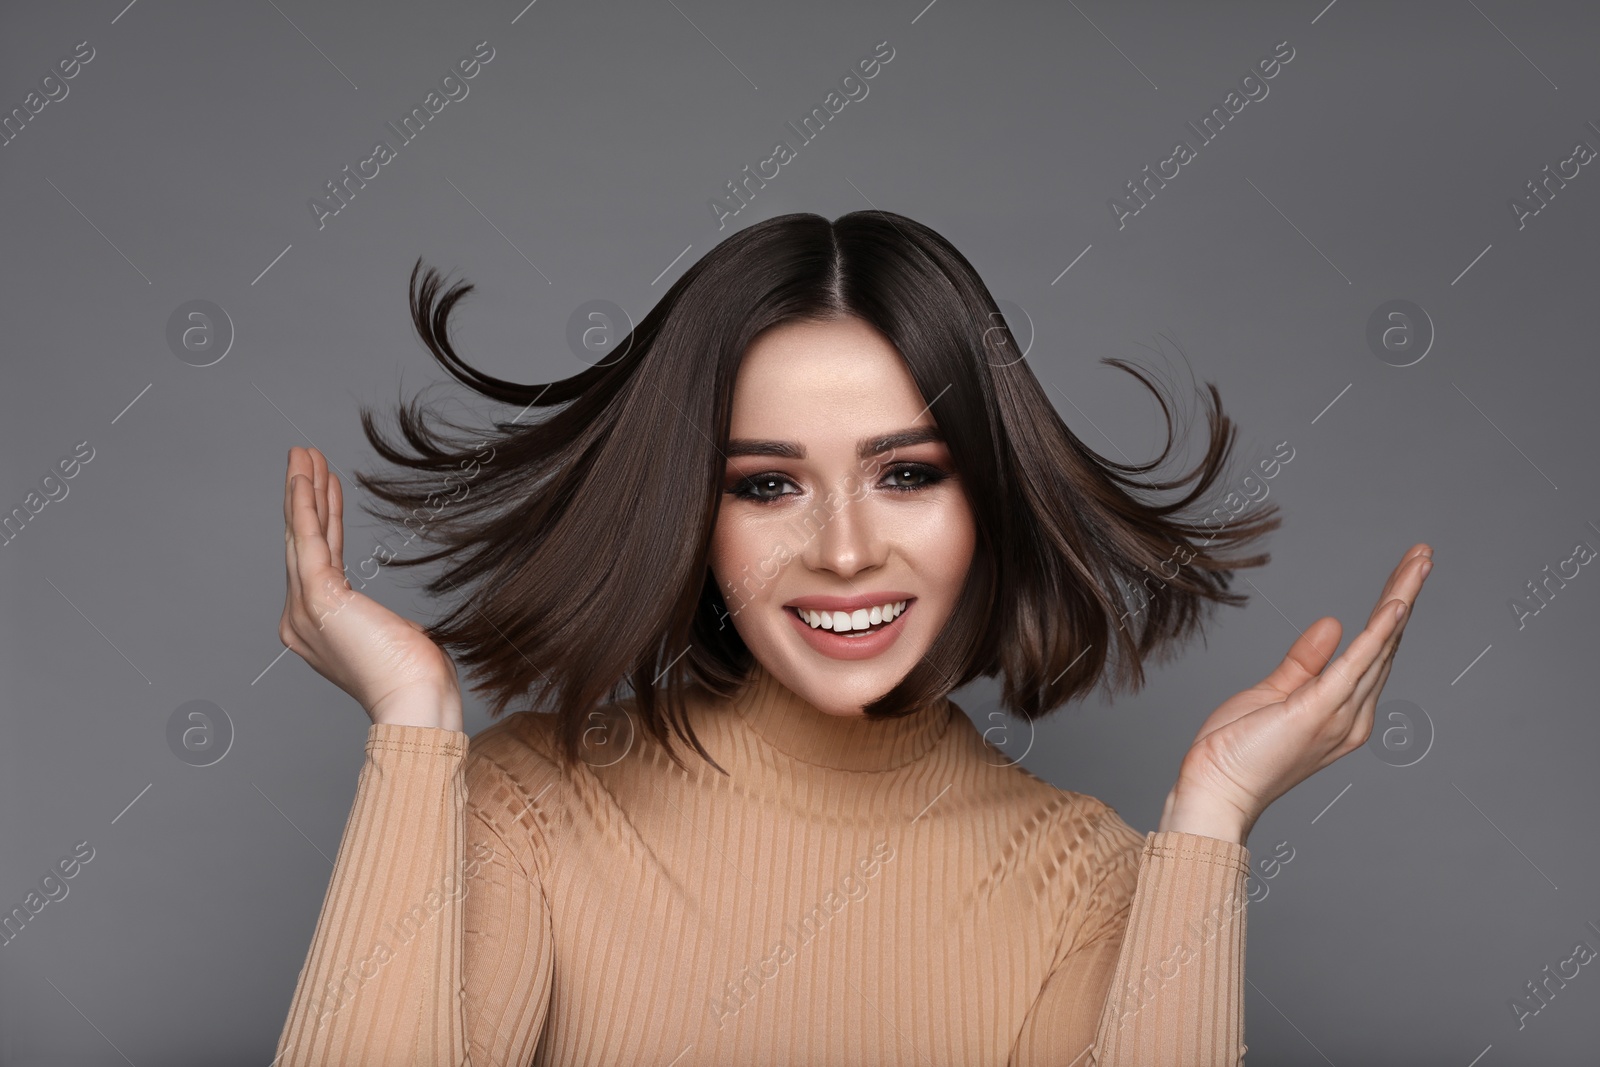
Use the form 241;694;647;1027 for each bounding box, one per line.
352;210;1281;773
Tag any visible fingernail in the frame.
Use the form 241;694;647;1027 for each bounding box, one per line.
1420;560;1432;577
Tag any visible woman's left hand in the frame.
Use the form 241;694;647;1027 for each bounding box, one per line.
1159;542;1434;843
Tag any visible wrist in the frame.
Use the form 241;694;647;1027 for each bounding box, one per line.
1157;785;1252;845
369;687;465;732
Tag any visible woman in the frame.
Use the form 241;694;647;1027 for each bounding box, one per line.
272;210;1430;1066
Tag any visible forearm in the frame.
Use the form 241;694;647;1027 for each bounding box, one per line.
1090;830;1253;1066
273;724;470;1065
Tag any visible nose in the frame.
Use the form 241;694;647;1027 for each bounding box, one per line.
804;478;888;579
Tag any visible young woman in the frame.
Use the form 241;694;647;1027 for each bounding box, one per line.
271;210;1430;1066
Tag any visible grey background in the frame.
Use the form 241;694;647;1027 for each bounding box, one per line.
2;0;1597;1063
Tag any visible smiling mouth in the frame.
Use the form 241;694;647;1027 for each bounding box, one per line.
786;600;911;637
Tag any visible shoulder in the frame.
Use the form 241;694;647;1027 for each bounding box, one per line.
1034;789;1146;893
466;708;569;793
463;698;650;808
1006;789;1148;940
944;702;1136;845
945;702;1148;897
460;710;577;865
467;707;568;778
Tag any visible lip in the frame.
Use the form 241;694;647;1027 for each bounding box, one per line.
784;590;916;612
785;598;914;661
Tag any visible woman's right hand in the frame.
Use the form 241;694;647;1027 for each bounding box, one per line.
279;446;465;732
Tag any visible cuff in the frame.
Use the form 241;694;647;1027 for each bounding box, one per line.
366;721;469;758
1143;829;1251;875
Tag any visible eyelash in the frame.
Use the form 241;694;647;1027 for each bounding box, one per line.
727;463;949;504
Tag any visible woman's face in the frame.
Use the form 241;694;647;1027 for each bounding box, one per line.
708;315;977;717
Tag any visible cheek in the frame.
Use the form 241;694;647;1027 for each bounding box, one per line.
709;517;769;595
910;494;977;585
707;522;737;588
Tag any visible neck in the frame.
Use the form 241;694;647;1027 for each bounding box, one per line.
724;660;951;772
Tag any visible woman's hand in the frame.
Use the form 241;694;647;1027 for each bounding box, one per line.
1158;542;1434;843
279;446;465;732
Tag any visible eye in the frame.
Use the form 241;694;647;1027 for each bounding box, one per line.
881;463;948;491
726;463;950;504
727;473;798;503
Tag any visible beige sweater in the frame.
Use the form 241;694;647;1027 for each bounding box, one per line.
273;663;1250;1065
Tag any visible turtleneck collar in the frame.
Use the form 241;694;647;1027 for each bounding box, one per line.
724;661;952;772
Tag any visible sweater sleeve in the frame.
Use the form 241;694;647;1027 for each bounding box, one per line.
271;722;557;1066
1009;810;1252;1067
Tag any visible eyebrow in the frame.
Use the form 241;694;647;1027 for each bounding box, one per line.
725;425;945;461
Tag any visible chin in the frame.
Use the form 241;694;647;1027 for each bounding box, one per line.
767;641;923;716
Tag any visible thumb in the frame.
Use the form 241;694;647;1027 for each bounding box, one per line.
1259;615;1343;695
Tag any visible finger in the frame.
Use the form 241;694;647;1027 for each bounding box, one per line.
1347;597;1412;723
284;483;311;663
1350;646;1398;744
290;467;333;577
310;447;329;532
1260;615;1344;696
285;452;307;594
1327;613;1401;744
1348;555;1430;706
1313;597;1405;706
284;480;297;609
285;495;297;589
1359;548;1424;629
1297;546;1431;723
1328;637;1401;766
327;468;346;574
284;447;304;530
1332;555;1429;698
1364;549;1432;630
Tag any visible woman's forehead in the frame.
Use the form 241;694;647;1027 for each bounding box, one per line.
731;319;927;435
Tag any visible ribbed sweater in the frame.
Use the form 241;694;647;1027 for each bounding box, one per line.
273;663;1250;1066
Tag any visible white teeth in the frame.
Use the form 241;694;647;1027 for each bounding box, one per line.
799;600;906;632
